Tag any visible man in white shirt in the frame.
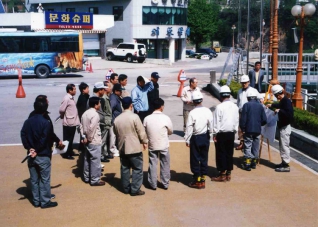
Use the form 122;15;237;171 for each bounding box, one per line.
211;86;239;182
184;91;213;189
144;98;173;190
181;77;201;132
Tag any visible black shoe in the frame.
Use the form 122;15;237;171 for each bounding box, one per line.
242;163;251;171
62;155;74;160
251;159;257;169
130;190;145;196
101;158;110;163
146;185;156;190
70;151;79;156
51;194;55;200
90;181;106;186
34;204;40;208
106;154;114;159
41;201;58;209
275;162;284;168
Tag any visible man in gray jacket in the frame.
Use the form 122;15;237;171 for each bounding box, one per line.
113;97;148;196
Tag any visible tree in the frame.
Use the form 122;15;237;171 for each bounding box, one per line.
187;0;220;49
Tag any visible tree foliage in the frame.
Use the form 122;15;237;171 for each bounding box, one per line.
187;0;220;49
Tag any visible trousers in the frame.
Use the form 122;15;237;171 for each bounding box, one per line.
100;125;109;159
183;109;190;132
148;148;170;189
215;132;235;172
28;156;51;206
109;126;119;155
83;144;101;184
120;152;143;194
279;125;291;164
63;125;76;156
190;133;210;177
243;133;260;159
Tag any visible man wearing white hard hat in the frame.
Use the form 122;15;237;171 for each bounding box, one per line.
239;88;267;171
211;86;239;182
184;91;213;189
37;3;44;13
131;75;154;122
266;85;294;172
236;75;260;150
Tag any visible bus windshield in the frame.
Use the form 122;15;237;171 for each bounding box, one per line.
0;32;83;78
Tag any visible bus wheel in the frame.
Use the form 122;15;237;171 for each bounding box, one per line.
36;65;50;79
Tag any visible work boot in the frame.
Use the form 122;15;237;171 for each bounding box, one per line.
200;175;206;189
235;141;244;150
226;171;231;181
251;159;257;169
188;176;203;189
211;172;226;182
275;162;290;172
242;158;251;171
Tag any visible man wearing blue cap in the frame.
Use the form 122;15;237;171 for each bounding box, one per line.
113;97;148;196
147;72;160;115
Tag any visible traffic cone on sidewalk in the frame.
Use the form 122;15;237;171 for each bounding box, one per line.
16;69;26;98
86;62;90;72
89;63;93;73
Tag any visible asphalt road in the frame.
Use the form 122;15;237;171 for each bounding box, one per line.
0;54;230;144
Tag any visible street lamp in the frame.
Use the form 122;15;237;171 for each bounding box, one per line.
291;2;316;109
231;24;236;50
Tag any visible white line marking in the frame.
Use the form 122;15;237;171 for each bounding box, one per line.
0;144;22;146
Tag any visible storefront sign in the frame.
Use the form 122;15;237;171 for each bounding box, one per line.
177;27;183;36
151;27;160;36
167;27;174;37
45;12;93;29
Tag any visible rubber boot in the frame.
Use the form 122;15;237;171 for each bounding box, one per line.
251;159;257;169
242;158;251;171
188;176;202;189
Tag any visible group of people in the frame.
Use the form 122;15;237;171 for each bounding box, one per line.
20;68;294;208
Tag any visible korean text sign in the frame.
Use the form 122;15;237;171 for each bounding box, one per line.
45;12;93;29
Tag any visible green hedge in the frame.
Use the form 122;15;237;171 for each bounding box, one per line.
219;79;318;137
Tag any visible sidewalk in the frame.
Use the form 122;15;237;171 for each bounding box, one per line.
1;143;317;227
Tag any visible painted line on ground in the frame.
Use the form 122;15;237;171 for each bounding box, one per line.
0;144;22;146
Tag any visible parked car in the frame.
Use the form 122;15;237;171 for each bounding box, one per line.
186;50;195;57
106;43;146;63
197;48;218;59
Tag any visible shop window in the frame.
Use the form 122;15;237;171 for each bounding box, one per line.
142;7;187;25
113;6;123;21
89;7;98;14
66;8;75;12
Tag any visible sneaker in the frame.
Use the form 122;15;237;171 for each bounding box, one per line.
41;201;58;209
90;181;106;186
113;153;120;157
242;158;251;171
275;162;284;168
275;166;290;172
130;190;145;196
100;164;105;168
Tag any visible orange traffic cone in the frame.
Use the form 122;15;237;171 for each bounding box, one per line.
16;69;26;98
86;62;90;72
89;63;93;73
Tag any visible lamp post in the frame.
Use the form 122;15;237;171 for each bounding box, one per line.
232;24;236;50
271;0;279;81
291;2;316;109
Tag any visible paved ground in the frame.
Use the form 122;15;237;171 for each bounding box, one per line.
1;143;317;227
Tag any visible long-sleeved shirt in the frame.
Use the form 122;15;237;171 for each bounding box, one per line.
237;87;260;112
147;82;159;113
181;86;201;111
121;86;130;98
143;110;173;151
131;82;154;112
76;93;89;120
81;108;102;145
184;106;213;144
59;93;80;126
271;96;294;128
21;114;51;157
213;100;239;134
113;110;148;155
240;99;267;134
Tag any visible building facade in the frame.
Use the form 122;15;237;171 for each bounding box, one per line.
25;0;188;62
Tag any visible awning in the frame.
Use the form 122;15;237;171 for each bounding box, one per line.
33;29;106;33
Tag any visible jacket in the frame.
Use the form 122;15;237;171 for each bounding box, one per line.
131;82;154;112
59;93;80;127
181;86;200;111
147;82;159;113
102;94;112;129
271;96;294;128
121;86;130;98
237;87;259;112
143;111;173;151
213;100;239;134
113;110;148;155
21;114;52;157
240;99;267;134
76;93;89;120
248;69;265;92
110;93;123;121
81;108;102;145
28;110;60;148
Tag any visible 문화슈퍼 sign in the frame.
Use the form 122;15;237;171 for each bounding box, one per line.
45;12;93;29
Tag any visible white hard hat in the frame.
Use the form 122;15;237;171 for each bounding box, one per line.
240;75;250;83
271;84;284;95
246;88;257;98
39;3;42;5
219;85;231;96
192;91;203;103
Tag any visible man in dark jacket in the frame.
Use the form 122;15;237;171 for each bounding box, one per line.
240;88;267;171
266;85;294;172
76;82;90;120
147;72;160;115
21;101;58;209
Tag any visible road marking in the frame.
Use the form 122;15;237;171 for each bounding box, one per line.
0;143;22;146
